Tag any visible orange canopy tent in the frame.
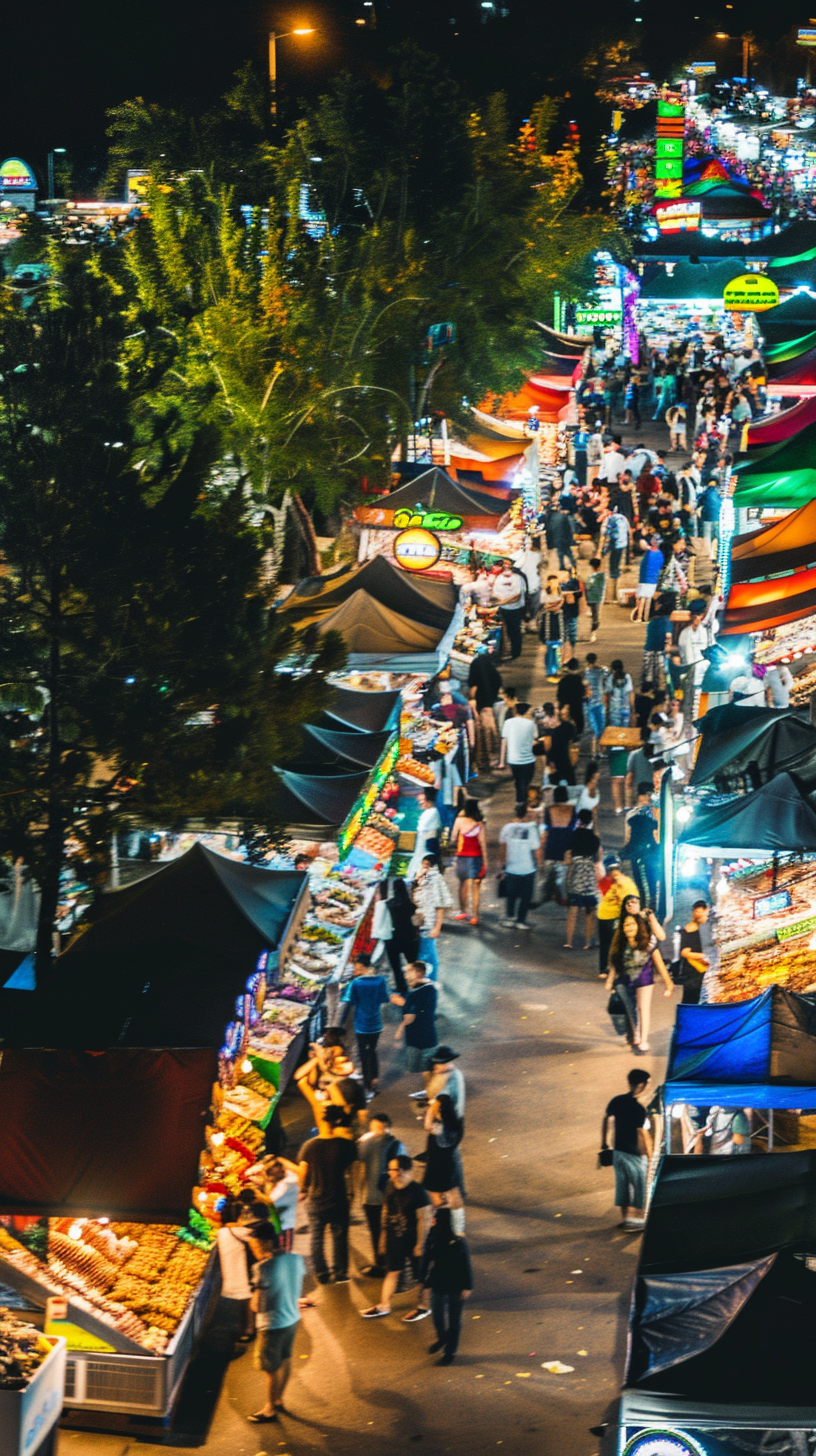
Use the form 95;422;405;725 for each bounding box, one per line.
722;562;816;634
730;497;816;583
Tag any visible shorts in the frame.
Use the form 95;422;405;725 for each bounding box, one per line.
385;1234;421;1279
636;582;657;599
456;856;484;880
608;746;629;777
568;893;598;909
256;1322;298;1372
586;702;605;741
613;1151;647;1210
404;1044;432;1073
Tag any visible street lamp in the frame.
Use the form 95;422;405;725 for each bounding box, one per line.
268;26;315;124
714;31;754;84
47;148;66;201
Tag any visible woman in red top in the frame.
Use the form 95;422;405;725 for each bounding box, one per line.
450;798;488;927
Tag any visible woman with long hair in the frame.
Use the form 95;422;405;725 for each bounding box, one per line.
605;912;674;1053
383;878;420;996
421;1093;465;1204
449;798;488;926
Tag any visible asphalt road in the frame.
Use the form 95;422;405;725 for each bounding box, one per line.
58;577;681;1456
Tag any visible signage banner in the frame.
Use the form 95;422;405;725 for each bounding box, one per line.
654;199;701;233
798;27;816;44
392;507;463;531
753;888;791;918
723;273;780;312
0;157;36;190
656;138;684;159
688;61;717;74
777;912;816;943
393;527;442;571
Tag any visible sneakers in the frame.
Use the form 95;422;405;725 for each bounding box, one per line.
429;1339;444;1353
624;1218;645;1232
332;1274;351;1284
402;1307;430;1323
360;1305;390;1318
501;916;517;928
408;1090;428;1101
516;921;531;930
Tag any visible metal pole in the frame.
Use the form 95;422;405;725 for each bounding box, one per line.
268;31;277;123
768;1107;774;1151
47;152;54;201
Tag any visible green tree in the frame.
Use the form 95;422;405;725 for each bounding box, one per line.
0;253;342;979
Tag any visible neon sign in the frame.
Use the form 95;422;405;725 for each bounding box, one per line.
393;507;463;531
393;527;442;571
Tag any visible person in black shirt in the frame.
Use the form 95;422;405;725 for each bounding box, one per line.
421;1206;474;1364
556;657;585;734
601;1069;652;1229
297;1106;357;1283
545;704;578;786
360;1154;433;1320
467;650;503;773
624;784;660;909
680;900;710;1004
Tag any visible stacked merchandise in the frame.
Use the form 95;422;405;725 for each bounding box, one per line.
0;1311;55;1389
711;858;816;1003
0;1221;210;1356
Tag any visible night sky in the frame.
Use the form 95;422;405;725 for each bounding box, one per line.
2;0;813;193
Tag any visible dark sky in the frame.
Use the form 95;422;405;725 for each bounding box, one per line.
2;0;811;192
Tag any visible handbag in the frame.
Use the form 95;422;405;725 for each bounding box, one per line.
598;1148;614;1168
607;987;629;1038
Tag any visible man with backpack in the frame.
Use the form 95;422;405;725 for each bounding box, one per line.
356;1114;408;1277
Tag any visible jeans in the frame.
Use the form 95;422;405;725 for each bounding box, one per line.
586;702;605;742
588;601;601;632
363;1203;383;1265
545;641;561;675
431;1289;464;1357
557;549;576;571
608;547;623;582
599;915;615;977
500;606;524;659
356;1031;381;1090
308;1204;349;1279
385;939;410;996
613;1151;647;1211
702;521;719;548
563;616;578;648
505;870;536;923
418;933;439;981
510;761;535;804
574;450;588;487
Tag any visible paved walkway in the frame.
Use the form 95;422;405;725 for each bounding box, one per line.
59;581;680;1456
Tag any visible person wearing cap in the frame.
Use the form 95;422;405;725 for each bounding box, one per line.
415;1046;466;1117
596;858;637;981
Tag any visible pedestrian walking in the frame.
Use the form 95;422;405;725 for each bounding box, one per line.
600;1070;653;1232
632;536;663;623
543;702;579;786
601;506;630;602
216;1200;254;1344
405;787;442;882
559;567;583;653
605;912;674;1053
541;784;573;903
360;1154;433;1320
678;899;711;1005
563;808;601;951
420;1093;465;1209
411;854;452;981
539;574;564;676
556;656;585;735
583;557;606;640
575;758;601;827
641;593;674;690
596;858;638;980
296;1105;357;1285
341;951;392;1097
246;1222;306;1424
499;701;538;804
467;648;503;772
356;1114;408;1276
449;797;488;926
623;784;661;911
421;1206;473;1365
604;660;635;814
492;559;526;659
421;1045;466;1117
546;504;576;571
665;402;687;452
499;801;543;929
377;878;419;997
584;655;607;755
392;960;438;1086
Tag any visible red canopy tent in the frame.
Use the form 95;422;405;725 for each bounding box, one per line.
746;395;816;448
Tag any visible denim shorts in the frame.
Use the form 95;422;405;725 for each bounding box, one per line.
613;1150;647;1210
586;703;605;740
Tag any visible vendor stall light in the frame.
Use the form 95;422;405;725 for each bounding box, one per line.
241;1058;253;1074
211;1131;225;1146
676;805;693;824
68;1221;84;1240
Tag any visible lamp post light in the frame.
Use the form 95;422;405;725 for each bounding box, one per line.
268;26;315;125
47;148;66;201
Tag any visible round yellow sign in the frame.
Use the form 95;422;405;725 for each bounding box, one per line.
393;526;442;572
723;273;780;312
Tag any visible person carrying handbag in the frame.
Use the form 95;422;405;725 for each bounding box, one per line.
600;1069;653;1231
449;798;488;926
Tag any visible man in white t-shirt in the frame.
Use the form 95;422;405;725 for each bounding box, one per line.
677;613;709;687
492;561;526;660
597;437;626;484
730;666;768;708
406;786;442;882
498;803;542;929
499;702;538;803
216;1204;253;1338
765;663;793;708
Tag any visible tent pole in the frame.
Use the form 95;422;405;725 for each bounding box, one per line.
772;854;778;891
768;1108;774;1151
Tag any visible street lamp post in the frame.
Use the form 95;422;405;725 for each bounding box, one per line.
47;148;66;201
268;27;315;126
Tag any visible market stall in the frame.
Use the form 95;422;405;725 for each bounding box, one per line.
688;704;816;793
620;1151;816;1455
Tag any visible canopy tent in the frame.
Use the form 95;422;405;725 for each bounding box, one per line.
767;343;816;384
1;846;307;1049
316;590;445;656
731;418;816;509
722;562;816;633
302;723;394;770
539;350;581;378
639;261;748;301
493;376;572;421
623;1152;816;1427
730;496;816;581
469;407;530;442
664;988;816;1109
444;440;525;483
745;394;816;449
324;684;400;734
759;290;816;344
277;554;458;633
678;770;816;856
682;157;771;222
0;1048;217;1220
762;326;816;366
633;219;816;264
761;220;816;266
688;704;816;791
353;468;509;530
276;766;370;826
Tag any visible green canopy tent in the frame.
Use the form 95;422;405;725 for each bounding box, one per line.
732;418;816;509
639;261;750;302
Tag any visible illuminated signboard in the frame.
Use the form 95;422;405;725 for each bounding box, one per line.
654;199;701;233
126;168;150;202
753;888;791;918
723;274;780;311
0;157;36;189
622;1432;707;1456
688;61;717;74
393;507;463;531
798;28;816;44
393;526;443;571
655;99;685;198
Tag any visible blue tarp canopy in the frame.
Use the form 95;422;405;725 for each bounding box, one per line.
665;987;816;1108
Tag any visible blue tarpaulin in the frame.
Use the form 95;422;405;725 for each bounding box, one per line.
665;987;816;1108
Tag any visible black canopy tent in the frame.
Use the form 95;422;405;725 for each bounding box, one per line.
0;845;305;1049
359;467;510;522
323;684;400;734
0;1048;217;1221
302;724;394;770
622;1152;816;1434
276;767;370;827
278;554;458;633
678;771;816;856
689;704;816;792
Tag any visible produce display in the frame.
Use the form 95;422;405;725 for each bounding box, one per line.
353;825;397;860
0;1219;211;1355
713;859;816;1002
0;1311;54;1389
396;754;436;785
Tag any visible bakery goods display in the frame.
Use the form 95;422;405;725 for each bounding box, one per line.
0;1311;55;1389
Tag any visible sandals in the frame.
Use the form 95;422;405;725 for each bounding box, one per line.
248;1411;278;1423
